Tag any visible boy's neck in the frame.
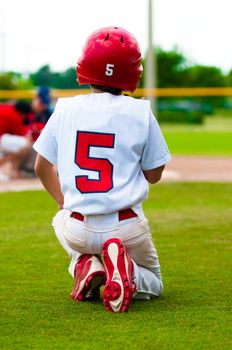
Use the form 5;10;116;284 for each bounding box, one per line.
91;87;122;96
92;88;105;94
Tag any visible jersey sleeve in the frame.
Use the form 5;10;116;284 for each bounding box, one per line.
33;102;60;165
141;110;171;170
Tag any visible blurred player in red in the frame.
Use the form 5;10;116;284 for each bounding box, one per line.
0;101;33;179
18;87;53;175
0;87;52;179
33;27;171;312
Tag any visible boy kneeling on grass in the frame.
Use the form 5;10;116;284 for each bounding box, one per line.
33;26;171;312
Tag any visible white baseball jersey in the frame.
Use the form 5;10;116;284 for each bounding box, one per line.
33;93;171;215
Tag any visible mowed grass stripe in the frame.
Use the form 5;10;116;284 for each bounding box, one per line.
0;183;231;349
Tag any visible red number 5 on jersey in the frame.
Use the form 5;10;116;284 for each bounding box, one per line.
75;131;115;193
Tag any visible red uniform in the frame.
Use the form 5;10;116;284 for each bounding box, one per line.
0;104;27;137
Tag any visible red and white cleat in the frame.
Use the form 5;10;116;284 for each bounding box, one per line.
71;254;106;302
102;238;136;312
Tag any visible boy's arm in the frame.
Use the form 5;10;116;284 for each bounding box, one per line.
143;164;165;184
34;154;64;209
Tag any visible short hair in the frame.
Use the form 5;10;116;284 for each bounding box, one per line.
14;100;32;114
91;85;122;96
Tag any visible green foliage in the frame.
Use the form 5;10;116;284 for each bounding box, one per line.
0;72;17;89
30;64;52;86
226;69;232;86
51;68;77;89
0;184;231;349
30;65;79;89
142;47;228;89
158;110;204;124
156;47;189;88
183;65;225;87
141;47;230;112
0;71;34;90
182;66;227;109
157;99;208;123
150;47;227;88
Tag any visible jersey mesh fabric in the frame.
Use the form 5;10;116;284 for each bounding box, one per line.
33;93;171;215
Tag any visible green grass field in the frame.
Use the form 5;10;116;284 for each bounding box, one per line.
163;130;232;155
1;183;231;350
161;114;232;155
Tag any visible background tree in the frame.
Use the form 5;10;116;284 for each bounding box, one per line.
30;65;53;87
183;65;226;87
0;72;17;89
50;68;77;89
226;69;232;86
0;72;33;90
156;47;189;87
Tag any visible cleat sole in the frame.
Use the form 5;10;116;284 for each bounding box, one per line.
102;238;134;312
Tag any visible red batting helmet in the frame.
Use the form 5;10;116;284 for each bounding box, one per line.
76;26;143;92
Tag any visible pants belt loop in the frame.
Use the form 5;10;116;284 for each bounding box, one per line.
70;212;84;221
118;208;137;221
70;208;137;223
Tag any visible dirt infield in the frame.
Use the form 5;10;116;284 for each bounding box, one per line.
164;155;232;182
0;155;231;192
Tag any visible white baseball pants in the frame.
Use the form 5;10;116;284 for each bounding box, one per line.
0;134;28;153
52;207;163;299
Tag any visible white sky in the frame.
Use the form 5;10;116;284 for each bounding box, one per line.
0;0;232;73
